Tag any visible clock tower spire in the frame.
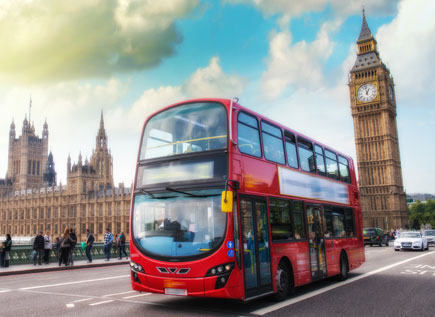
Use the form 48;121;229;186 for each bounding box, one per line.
348;11;408;230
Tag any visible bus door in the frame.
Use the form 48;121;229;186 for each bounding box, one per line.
306;204;327;281
239;197;273;299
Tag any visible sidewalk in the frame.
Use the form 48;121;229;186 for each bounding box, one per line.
0;257;130;276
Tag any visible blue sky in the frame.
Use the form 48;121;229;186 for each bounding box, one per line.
0;0;434;194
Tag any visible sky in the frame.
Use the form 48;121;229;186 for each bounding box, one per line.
0;0;434;194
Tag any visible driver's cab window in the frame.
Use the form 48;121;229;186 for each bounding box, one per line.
237;112;261;158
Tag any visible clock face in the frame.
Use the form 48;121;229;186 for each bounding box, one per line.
357;83;377;103
388;84;394;100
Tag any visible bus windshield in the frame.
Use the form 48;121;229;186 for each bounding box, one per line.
132;188;227;259
140;102;228;160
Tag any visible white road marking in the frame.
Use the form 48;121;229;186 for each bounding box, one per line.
89;300;114;306
252;251;435;315
19;275;129;290
0;290;11;293
73;298;94;303
66;304;74;308
123;293;151;299
103;290;136;297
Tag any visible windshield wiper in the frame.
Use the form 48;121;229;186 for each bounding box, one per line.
135;188;176;200
165;187;220;198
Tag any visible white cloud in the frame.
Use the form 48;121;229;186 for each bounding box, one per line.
261;19;341;100
375;0;435;104
0;0;199;83
107;56;248;134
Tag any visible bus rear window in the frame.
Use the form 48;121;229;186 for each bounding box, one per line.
140;102;227;160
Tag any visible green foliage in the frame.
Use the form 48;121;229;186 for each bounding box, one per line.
408;200;435;229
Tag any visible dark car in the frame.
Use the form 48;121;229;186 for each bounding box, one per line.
363;228;389;246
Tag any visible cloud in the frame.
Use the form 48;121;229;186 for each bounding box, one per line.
0;0;199;83
375;0;435;104
260;19;341;100
106;56;248;133
223;0;396;18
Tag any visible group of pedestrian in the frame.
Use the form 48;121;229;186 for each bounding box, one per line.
103;229;127;261
0;234;12;267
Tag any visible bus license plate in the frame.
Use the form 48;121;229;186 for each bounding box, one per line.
165;288;187;296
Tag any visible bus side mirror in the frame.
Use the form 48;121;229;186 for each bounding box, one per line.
221;191;233;213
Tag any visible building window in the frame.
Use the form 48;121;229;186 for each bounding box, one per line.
98;223;103;234
28;160;31;175
37;161;40;175
108;203;112;216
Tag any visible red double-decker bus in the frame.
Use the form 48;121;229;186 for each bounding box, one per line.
129;98;364;301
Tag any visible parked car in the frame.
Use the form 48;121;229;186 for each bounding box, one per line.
363;228;389;246
394;232;428;251
421;230;435;246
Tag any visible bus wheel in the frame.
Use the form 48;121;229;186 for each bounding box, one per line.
337;252;349;281
274;262;292;301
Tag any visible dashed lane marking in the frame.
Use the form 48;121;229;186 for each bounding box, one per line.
122;293;152;299
252;251;435;315
89;300;114;306
73;298;94;303
103;290;136;297
66;304;74;308
19;275;129;290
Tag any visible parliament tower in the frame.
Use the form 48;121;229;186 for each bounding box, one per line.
348;11;408;229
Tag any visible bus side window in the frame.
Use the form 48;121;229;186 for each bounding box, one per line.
292;201;306;240
345;208;355;237
325;149;339;180
314;144;326;176
237;112;262;158
331;207;345;237
269;198;292;241
338;155;351;184
297;137;315;174
323;206;333;238
285;132;298;169
261;121;285;165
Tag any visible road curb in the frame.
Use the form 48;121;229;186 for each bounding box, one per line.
0;260;129;276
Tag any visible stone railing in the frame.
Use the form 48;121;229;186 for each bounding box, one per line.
6;242;130;265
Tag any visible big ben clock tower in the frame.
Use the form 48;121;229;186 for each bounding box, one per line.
349;11;408;229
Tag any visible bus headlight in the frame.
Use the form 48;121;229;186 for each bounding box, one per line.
206;262;234;276
130;261;145;273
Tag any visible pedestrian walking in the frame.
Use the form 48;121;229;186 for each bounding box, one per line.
33;231;45;265
118;232;128;260
85;229;95;263
54;236;61;261
0;234;12;267
104;228;113;261
59;229;73;266
68;228;77;266
43;230;52;264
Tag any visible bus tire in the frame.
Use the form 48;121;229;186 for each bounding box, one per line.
337;252;349;281
273;260;293;302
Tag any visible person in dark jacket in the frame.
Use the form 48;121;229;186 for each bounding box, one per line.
0;234;12;267
118;232;128;260
68;229;77;266
59;228;72;266
33;231;45;265
85;229;95;263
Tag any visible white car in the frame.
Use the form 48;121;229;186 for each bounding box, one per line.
394;232;428;251
421;230;435;246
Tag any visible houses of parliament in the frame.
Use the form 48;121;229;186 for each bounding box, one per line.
0;111;131;242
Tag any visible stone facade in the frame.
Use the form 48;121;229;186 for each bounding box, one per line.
0;111;131;242
348;12;408;229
